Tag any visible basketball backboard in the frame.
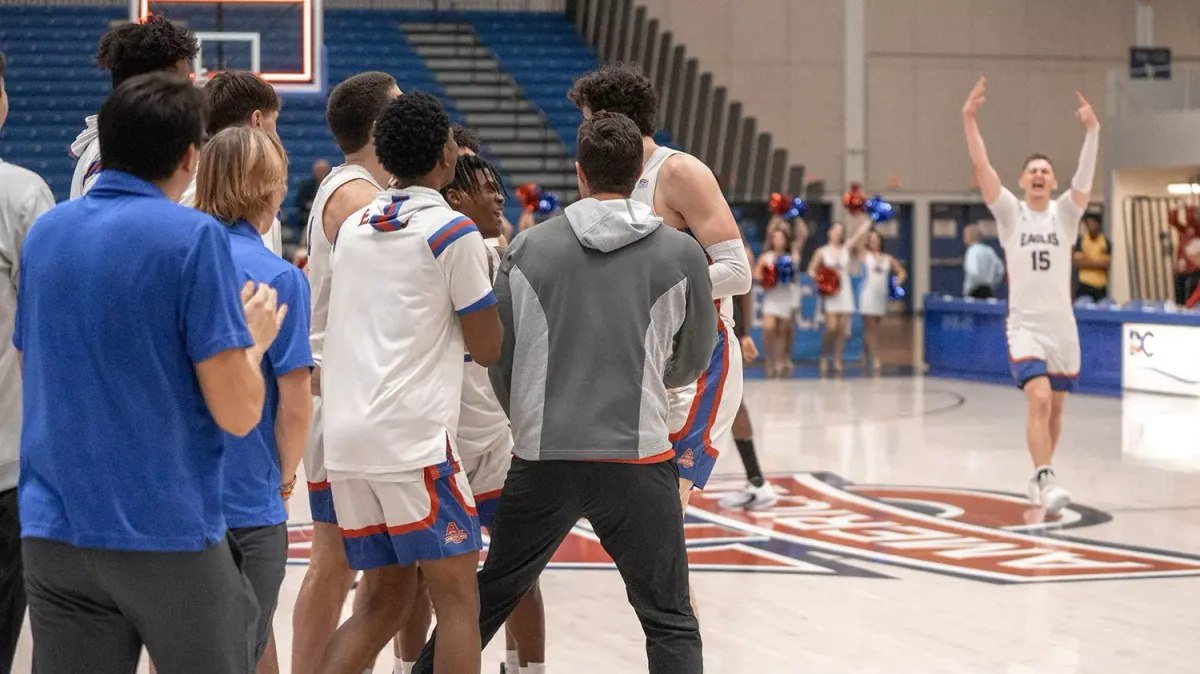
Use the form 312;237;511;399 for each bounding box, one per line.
130;0;323;93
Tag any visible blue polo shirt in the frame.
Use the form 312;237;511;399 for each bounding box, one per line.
223;218;312;529
14;171;253;552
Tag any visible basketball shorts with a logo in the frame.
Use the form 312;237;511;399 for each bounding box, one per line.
458;430;514;531
303;396;338;524
1007;317;1081;392
329;441;483;570
668;318;743;489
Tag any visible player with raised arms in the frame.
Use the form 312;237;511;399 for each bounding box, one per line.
962;76;1099;515
568;64;767;513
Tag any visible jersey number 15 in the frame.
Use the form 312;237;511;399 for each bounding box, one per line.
1030;250;1051;271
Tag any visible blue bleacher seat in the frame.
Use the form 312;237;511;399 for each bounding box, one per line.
0;5;622;207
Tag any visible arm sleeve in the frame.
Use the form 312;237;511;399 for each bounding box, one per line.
266;267;314;377
430;217;498;315
487;247;517;415
181;222;254;363
664;241;719;390
6;180;55;353
706;238;752;298
2;179;54;285
1072;127;1099;195
1056;191;1086;240
986;188;1021;244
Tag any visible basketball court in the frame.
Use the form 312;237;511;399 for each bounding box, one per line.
15;375;1194;673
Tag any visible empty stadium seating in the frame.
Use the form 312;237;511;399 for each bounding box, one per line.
0;5;608;231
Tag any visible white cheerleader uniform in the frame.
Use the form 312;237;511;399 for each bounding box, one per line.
858;251;891;317
820;246;855;314
760;250;798;319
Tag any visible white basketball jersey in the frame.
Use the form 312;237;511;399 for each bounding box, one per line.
457;242;510;458
69;115;100;199
989;188;1083;325
630;145;679;209
630;145;734;324
307;163;381;364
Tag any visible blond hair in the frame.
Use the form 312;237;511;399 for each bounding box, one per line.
195;126;288;224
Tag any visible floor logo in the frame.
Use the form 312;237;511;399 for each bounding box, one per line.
288;472;1200;583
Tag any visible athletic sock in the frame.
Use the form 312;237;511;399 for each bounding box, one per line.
1034;465;1055;486
521;664;546;674
393;659;413;674
505;651;520;674
735;438;765;487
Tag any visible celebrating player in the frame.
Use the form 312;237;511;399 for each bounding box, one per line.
319;91;500;674
393;154;547;674
70;16;197;199
291;71;400;674
963;76;1099;515
569;63;758;515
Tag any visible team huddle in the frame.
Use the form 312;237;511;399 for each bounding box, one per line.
8;14;769;674
0;11;1101;674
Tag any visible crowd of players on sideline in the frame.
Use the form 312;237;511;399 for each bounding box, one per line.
0;12;789;674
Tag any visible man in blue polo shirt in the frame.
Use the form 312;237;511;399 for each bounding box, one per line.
15;72;288;673
193;125;314;672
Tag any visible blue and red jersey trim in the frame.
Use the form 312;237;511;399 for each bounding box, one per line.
361;195;410;232
428;215;478;258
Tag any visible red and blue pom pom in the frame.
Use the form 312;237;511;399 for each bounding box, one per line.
516;183;559;214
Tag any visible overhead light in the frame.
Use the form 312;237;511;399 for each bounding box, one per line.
1168;183;1200;195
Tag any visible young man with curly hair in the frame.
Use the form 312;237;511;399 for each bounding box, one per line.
318;91;501;674
391;153;547;674
70;15;198;198
568;64;774;515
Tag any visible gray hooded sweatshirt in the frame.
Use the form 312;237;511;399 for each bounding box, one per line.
489;197;716;462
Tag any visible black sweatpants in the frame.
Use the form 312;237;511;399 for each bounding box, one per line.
0;489;23;674
413;458;702;674
24;535;259;674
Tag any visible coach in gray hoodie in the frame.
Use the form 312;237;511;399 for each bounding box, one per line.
413;112;713;674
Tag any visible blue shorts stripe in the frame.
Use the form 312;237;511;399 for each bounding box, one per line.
341;476;482;571
308;485;337;525
671;329;729;489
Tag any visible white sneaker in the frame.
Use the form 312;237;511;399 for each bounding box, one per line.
1039;483;1071;517
719;482;778;510
1027;476;1042;505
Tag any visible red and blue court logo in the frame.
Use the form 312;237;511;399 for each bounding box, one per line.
288;472;1200;583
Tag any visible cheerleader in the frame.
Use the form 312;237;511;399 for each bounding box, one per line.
755;227;798;378
858;229;907;373
807;219;872;373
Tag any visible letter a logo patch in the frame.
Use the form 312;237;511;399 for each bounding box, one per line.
445;521;469;545
679;449;696;468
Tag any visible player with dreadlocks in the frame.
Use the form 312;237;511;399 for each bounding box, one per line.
391;153;547;674
71;15;198;198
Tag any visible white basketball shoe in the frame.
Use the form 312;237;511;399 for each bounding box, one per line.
719;481;779;510
1027;468;1070;516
